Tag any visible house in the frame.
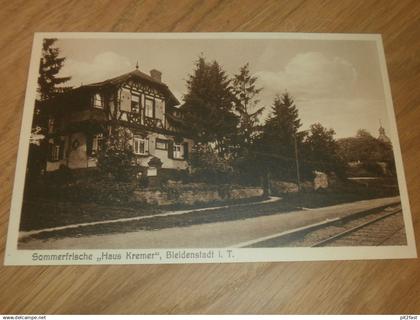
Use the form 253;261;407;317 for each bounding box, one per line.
36;65;193;179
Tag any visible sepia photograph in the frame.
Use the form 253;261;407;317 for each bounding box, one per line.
4;33;416;265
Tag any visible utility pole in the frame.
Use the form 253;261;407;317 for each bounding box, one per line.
293;133;301;192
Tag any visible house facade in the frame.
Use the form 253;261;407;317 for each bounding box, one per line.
37;67;193;179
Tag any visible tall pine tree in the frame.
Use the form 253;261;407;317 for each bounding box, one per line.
229;63;265;185
181;56;238;155
262;92;301;147
28;39;71;180
259;92;302;180
303;123;345;177
232;63;264;148
38;38;71;100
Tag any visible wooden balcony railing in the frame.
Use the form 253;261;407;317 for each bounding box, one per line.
144;116;163;129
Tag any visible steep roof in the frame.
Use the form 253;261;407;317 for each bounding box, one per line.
84;69;180;107
43;69;180;108
86;69;161;88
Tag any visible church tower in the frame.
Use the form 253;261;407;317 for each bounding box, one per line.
378;120;391;144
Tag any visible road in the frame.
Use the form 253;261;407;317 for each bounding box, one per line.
19;196;403;249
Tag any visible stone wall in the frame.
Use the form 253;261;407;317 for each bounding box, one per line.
132;185;264;206
270;179;315;194
270;180;299;194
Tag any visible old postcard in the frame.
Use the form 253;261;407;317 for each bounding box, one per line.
4;32;417;265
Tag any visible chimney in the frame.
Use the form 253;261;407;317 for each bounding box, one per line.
150;69;162;82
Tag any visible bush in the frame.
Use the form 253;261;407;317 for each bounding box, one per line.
48;164;74;186
96;127;141;181
362;161;386;177
97;148;140;181
189;143;235;184
50;175;138;205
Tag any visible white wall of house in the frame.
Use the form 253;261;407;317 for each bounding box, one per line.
46;130;192;172
149;132;192;170
46;132;96;172
129;130;192;170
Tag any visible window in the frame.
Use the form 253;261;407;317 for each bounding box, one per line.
48;117;55;134
173;144;183;159
87;133;103;157
49;140;64;162
155;138;168;150
51;144;60;161
145;98;154;118
120;88;131;112
93;93;103;109
92;133;103;155
131;94;140;113
133;136;148;155
155;99;164;120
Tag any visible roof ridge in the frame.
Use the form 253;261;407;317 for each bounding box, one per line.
42;69;180;107
84;69;168;88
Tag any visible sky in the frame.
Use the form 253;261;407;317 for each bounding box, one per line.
55;37;391;139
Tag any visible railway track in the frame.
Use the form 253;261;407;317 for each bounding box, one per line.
242;203;407;248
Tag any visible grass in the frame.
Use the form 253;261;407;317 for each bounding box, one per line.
18;195;265;231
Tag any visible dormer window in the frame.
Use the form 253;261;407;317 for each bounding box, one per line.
93;93;103;109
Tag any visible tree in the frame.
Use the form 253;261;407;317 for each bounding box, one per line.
189;143;234;184
303;123;346;178
232;63;264;148
38;38;71;101
356;129;372;139
228;64;265;185
337;129;395;176
258;92;302;180
97;127;140;181
338;129;393;163
263;92;301;140
27;39;72;181
181;56;238;155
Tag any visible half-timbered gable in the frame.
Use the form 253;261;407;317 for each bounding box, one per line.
39;67;193;177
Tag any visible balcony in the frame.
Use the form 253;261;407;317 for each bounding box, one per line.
144;116;163;129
